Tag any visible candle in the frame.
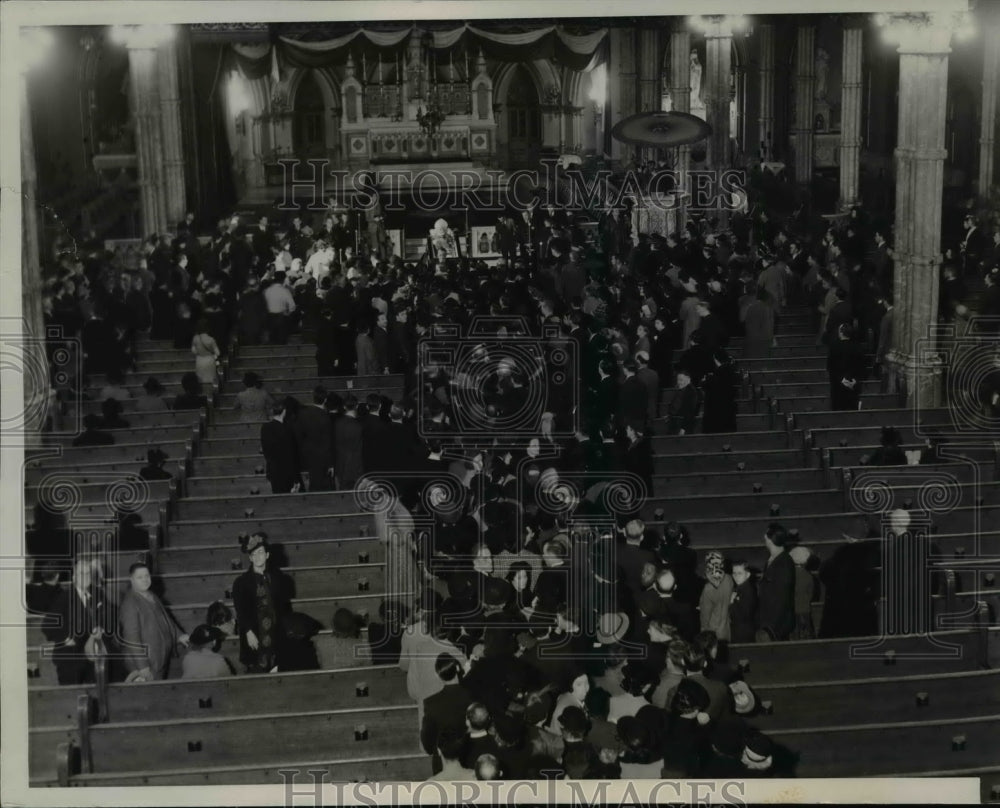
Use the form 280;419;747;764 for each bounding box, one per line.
450;52;455;83
378;53;382;84
464;50;469;80
362;53;367;83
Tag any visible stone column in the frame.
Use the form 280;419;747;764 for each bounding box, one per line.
792;25;816;185
839;22;865;208
757;23;775;160
703;24;733;171
884;19;952;408
20;68;50;440
126;43;168;236
609;27;637;164
638;29;660;162
158;37;186;228
669;23;692;228
978;28;1000;196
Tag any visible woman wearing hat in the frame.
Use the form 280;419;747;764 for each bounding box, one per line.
699;552;734;641
233;371;275;423
231;533;289;673
181;625;232;679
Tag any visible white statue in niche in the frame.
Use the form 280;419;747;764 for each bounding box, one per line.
690;50;703;104
814;47;830;101
689;49;706;120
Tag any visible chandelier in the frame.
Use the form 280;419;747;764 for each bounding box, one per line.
416;102;445;137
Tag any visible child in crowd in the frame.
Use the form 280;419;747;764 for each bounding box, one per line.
699;551;734;642
729;560;758;643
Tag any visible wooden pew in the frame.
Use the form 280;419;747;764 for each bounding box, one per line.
29;665;410;728
760;380;878;401
651;502;1000;543
57;752;431;786
652;467;830;497
172;491;367;521
653;448;817;476
792;407;954;432
79;406;206;427
825;444;998;469
166;512;377;547
651;430;792;455
43;422;199;448
773;393;903;413
154;535;384;574
728;629;986;686
641;487;843;522
770;714;1000;776
27;440;194;470
749;669;1000;731
32;702;420;781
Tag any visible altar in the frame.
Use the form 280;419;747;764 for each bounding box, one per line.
339;37;497;171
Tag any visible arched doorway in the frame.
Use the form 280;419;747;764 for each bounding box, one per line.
506;65;541;168
293;72;326;159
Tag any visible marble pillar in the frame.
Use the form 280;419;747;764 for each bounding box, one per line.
885;27;951;408
638;29;661;162
839;24;864;208
757;23;775;160
704;28;733;171
158;38;186;228
792;25;815;185
669;24;692;229
127;44;169;236
610;27;637;164
978;30;999;196
20;70;49;440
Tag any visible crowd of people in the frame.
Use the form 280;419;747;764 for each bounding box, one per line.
30;160;1000;781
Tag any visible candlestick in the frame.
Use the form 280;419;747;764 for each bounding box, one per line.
378;53;382;84
362;53;367;83
464;51;469;81
450;52;455;83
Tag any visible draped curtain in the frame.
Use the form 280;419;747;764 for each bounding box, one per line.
232;24;608;79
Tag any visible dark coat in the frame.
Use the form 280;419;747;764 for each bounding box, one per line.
42;584;114;684
361;413;392;474
293;405;334;479
757;551;796;640
618;375;649;427
421;682;474;757
261;419;300;492
334;414;364;487
701;363;738;434
231;566;292;669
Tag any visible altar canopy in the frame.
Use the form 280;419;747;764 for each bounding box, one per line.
232;24;608;77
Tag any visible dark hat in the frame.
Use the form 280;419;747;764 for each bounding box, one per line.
285;611;323;641
557;705;591;736
189;624;223;649
240;532;268;554
146;448;169;465
711;718;748;757
744;730;774;760
143;377;164;394
483;577;512;608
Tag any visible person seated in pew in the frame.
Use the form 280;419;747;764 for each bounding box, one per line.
859;425;907;467
139;447;172;482
181;624;233;679
173;371;209;411
206;600;236;636
278;611;323;672
136;376;169;412
98;397;130;429
316;607;371;670
119;561;190;681
98;369;132;403
72;413;114;447
918;431;945;465
700;718;797;778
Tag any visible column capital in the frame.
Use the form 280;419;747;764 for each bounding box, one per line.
689;15;747;39
874;11;972;55
111;24;175;50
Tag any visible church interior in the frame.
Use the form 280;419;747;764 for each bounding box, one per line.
11;4;1000;800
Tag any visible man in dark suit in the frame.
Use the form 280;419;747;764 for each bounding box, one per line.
421;654;474;774
757;523;796;641
334;395;364;489
617;360;648;430
293;386;334;492
261;403;300;494
960;213;986;276
361;394;392;474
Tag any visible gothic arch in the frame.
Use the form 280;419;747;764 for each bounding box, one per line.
279;66;343;163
